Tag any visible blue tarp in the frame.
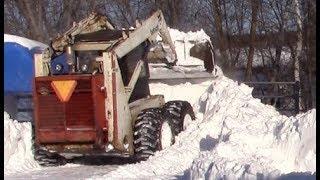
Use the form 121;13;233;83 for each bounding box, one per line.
4;42;68;93
4;42;36;93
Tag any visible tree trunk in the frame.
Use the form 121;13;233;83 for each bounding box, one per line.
245;0;259;81
274;45;282;79
211;0;230;69
293;0;303;112
168;0;180;27
14;0;46;42
305;0;315;108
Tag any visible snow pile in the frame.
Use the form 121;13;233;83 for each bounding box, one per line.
4;34;48;50
189;76;316;179
157;28;211;66
91;75;315;179
4;112;40;175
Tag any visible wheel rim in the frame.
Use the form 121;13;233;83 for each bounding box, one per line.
183;114;193;130
160;121;173;149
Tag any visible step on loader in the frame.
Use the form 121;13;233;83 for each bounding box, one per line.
33;10;195;166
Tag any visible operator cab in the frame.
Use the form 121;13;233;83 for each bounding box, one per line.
50;29;124;75
49;29;151;102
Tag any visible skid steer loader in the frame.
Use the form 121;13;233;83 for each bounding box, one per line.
33;10;195;166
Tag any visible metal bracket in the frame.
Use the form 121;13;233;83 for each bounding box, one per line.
112;68;119;73
125;60;144;100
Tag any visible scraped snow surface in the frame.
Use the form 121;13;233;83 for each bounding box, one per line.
4;34;48;50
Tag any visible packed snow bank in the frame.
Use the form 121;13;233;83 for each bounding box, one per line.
4;112;40;175
91;76;316;179
188;76;316;179
4;34;48;50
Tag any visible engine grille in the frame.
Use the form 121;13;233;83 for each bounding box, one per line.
36;77;94;129
38;94;65;129
66;93;94;127
34;75;107;145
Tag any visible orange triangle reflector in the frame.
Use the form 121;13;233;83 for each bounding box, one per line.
51;80;77;102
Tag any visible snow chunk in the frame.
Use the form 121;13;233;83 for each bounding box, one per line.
165;28;210;43
4;112;40;175
4;34;48;50
156;28;211;66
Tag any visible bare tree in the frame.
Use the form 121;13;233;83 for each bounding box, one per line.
292;0;303;111
245;0;259;81
211;0;231;69
302;0;316;109
12;0;49;42
4;0;101;43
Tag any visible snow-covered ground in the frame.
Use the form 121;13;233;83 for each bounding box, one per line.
4;29;316;179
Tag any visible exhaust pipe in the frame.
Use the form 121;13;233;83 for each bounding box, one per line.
65;45;76;73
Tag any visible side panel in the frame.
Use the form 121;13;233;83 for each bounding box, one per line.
103;52;114;143
103;52;133;153
112;53;133;153
91;74;108;147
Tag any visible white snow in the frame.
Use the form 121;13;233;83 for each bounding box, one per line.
156;28;211;66
150;81;212;106
188;76;316;179
4;34;48;50
90;75;316;179
165;28;211;43
4;112;82;176
4;111;41;175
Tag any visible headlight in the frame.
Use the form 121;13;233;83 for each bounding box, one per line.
81;64;88;72
55;64;63;72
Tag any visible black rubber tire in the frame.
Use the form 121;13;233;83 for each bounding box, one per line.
133;108;174;161
34;149;67;167
163;101;196;135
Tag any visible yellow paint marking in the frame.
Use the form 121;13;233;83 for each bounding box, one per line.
51;80;77;102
